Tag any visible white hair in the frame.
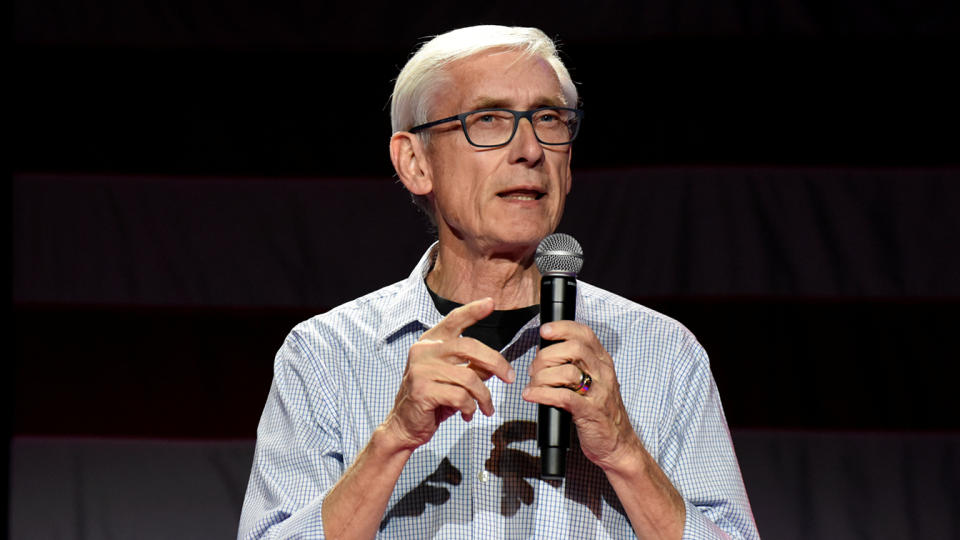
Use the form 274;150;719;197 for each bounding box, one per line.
390;25;579;134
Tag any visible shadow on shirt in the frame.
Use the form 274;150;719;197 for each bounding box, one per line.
379;457;462;531
379;420;625;530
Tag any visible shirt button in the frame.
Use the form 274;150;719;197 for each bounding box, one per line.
477;470;489;483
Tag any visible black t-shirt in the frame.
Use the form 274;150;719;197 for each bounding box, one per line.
426;283;539;351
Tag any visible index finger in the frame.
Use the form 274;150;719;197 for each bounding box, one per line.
424;297;495;340
539;320;594;343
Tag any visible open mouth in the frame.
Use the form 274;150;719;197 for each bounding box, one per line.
497;189;546;201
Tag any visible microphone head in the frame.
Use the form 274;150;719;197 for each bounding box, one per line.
535;233;584;276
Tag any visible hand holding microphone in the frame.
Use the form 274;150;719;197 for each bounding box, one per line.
528;234;643;480
533;233;584;479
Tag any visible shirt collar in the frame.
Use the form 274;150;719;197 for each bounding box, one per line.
376;242;444;345
375;242;590;345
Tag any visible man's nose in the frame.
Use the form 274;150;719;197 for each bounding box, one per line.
509;117;545;165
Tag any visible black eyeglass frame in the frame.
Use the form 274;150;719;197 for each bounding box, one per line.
408;107;583;148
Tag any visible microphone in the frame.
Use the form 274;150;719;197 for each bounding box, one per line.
534;233;584;479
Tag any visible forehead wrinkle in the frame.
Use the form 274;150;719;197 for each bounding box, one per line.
470;93;567;110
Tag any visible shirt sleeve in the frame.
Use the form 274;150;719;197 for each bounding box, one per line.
238;323;345;539
658;327;760;540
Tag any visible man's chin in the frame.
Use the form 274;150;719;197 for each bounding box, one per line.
481;230;554;258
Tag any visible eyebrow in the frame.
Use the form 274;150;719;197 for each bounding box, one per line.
469;95;568;110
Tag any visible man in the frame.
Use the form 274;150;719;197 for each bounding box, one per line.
239;25;758;539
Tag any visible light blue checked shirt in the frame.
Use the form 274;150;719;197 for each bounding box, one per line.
239;246;758;539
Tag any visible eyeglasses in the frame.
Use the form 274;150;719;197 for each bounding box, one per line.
408;107;583;147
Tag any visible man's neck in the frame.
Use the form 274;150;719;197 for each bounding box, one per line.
426;240;540;310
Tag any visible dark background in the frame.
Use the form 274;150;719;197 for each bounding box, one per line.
10;0;960;536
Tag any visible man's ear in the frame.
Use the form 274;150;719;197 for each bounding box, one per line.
390;132;433;196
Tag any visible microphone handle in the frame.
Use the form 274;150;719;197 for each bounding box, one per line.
538;274;577;479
